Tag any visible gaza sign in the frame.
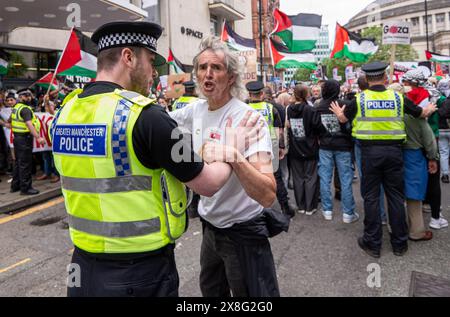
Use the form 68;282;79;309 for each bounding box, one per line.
382;21;412;45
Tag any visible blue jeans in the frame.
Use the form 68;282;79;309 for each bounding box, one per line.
439;131;450;176
354;142;387;221
319;150;356;215
42;151;58;176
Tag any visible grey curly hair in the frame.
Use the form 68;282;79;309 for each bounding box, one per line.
193;36;247;101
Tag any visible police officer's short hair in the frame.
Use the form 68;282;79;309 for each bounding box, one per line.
97;46;144;72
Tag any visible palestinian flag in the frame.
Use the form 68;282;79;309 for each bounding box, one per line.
331;24;378;63
221;21;256;51
168;49;186;74
35;72;59;91
270;39;317;70
272;9;322;52
426;51;450;63
56;28;97;78
0;57;8;75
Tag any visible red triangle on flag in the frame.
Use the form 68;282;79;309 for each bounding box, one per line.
331;24;350;58
56;29;82;75
273;9;293;33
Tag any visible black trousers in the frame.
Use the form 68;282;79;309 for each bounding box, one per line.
425;161;442;220
200;224;280;297
361;145;408;251
11;133;33;192
290;157;319;212
275;169;289;206
67;246;179;297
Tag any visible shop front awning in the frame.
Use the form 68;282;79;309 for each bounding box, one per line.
0;0;148;33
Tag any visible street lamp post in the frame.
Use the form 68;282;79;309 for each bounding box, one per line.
259;0;264;82
425;0;430;51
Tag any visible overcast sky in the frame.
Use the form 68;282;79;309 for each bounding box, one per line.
280;0;375;45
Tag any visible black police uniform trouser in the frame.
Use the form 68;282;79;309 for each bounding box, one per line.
361;145;408;251
67;246;179;297
11;133;34;193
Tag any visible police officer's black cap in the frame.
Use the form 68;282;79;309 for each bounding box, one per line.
362;62;389;77
91;21;166;66
6;92;16;99
17;88;33;96
246;81;265;93
183;81;196;89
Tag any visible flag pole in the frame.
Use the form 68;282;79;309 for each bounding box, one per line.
45;27;74;96
389;44;396;85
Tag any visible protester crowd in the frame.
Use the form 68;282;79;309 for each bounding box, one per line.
0;88;62;192
1;27;449;297
267;69;450;239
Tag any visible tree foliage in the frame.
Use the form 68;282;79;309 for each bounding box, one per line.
294;68;314;82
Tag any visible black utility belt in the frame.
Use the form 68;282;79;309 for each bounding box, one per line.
13;132;31;137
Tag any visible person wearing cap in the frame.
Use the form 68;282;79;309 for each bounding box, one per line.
51;21;253;297
9;88;44;195
246;81;294;218
172;81;199;111
170;37;288;297
330;62;437;258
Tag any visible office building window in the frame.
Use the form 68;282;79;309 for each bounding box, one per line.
424;15;432;26
210;16;219;36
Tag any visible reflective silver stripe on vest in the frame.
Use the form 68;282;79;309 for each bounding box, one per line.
61;176;152;193
118;91;141;100
356;130;405;136
357;117;403;122
68;214;160;238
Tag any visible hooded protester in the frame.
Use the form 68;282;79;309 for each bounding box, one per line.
286;84;320;215
314;80;358;223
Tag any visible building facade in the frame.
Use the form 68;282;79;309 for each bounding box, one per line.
251;0;281;81
313;25;331;62
346;0;450;60
0;0;147;88
145;0;253;69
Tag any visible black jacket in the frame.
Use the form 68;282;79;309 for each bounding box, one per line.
286;102;320;160
314;80;354;152
438;97;450;130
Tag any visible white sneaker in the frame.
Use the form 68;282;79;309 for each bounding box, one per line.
430;218;449;230
322;210;333;221
298;209;306;214
306;209;317;216
343;212;360;224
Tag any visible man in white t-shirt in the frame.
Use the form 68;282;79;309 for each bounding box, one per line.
170;37;289;297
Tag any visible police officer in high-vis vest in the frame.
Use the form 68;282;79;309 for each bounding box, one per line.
172;81;198;111
246;81;294;218
330;62;436;258
171;81;202;218
51;22;237;297
10;88;45;195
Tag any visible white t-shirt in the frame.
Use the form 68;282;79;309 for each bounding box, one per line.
170;97;273;228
